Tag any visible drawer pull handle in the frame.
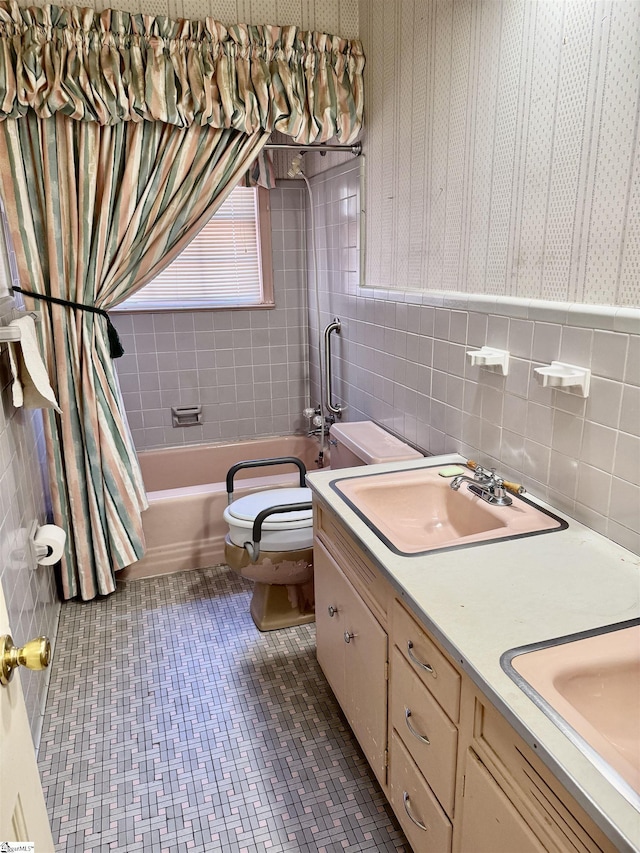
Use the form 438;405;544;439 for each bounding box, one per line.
405;708;430;745
402;792;428;831
344;631;355;644
328;605;338;618
407;640;435;675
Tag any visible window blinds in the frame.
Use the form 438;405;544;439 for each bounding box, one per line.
120;187;264;310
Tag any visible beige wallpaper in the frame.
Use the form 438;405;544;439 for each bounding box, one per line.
360;0;640;308
17;0;358;36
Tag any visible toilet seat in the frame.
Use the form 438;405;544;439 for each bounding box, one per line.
223;487;313;551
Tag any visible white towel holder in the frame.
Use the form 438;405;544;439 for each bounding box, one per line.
0;311;40;342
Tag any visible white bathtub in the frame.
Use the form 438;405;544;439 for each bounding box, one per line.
120;436;323;581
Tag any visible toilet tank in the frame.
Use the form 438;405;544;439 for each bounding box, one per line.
329;421;423;468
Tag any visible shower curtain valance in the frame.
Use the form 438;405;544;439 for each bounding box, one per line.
0;1;364;142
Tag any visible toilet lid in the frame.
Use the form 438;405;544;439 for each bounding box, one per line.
227;488;313;524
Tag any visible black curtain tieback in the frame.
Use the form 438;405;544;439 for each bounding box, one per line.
12;286;124;359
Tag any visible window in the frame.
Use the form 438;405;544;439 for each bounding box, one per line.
118;186;273;311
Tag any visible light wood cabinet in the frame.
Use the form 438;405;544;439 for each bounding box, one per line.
314;532;389;786
389;730;453;852
454;680;618;853
390;648;458;816
457;748;543;853
313;499;620;853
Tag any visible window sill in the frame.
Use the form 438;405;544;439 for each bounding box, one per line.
111;302;275;313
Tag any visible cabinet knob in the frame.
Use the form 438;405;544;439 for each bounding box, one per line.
344;631;355;644
1;634;51;686
328;605;338;618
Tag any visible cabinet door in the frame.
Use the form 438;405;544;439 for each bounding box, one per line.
342;561;388;784
459;750;543;853
314;539;350;704
314;538;388;785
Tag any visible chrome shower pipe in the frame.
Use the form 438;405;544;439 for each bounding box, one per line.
324;318;343;416
264;141;362;156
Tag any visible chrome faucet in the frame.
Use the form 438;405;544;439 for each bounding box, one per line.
451;464;525;507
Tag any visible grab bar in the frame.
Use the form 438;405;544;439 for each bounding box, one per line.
244;501;312;562
226;457;307;504
324;318;343;416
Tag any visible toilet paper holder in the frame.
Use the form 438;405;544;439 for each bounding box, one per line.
28;521;50;565
27;520;66;567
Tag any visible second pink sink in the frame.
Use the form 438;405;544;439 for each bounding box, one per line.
503;621;640;803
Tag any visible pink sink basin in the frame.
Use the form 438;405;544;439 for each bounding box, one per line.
508;623;640;799
332;465;565;555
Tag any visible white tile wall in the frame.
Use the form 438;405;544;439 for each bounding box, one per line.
0;268;59;746
360;0;640;308
303;155;639;555
114;185;310;450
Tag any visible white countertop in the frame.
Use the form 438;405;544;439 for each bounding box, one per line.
307;453;640;853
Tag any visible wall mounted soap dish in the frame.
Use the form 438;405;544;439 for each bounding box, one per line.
466;346;510;375
534;362;590;397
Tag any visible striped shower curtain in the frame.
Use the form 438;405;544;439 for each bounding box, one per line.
0;3;364;600
0;116;269;599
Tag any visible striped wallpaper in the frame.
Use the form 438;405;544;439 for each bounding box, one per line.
17;0;358;36
360;0;640;308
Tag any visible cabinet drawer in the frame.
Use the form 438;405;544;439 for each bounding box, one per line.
391;648;458;817
393;600;461;722
389;731;453;853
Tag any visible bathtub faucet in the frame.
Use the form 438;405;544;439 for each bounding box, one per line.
307;410;335;439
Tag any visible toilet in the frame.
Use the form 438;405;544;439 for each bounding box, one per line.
224;422;423;631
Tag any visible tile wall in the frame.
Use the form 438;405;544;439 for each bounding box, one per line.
0;267;59;745
306;161;640;557
113;184;310;451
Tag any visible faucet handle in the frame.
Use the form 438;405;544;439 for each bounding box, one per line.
466;460;492;482
503;479;526;495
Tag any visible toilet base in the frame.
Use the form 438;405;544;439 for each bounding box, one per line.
250;582;315;632
224;535;315;632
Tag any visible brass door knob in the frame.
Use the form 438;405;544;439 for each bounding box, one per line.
0;634;51;686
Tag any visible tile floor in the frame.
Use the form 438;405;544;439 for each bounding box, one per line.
39;566;409;852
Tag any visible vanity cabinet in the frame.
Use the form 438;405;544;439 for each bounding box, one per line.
388;600;461;851
314;506;391;787
313;499;620;853
455;681;618;853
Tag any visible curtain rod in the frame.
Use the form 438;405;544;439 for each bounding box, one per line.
264;141;362;156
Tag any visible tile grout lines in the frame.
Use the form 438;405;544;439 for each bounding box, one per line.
38;566;408;853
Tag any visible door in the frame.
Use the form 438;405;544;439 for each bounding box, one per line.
0;581;55;849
